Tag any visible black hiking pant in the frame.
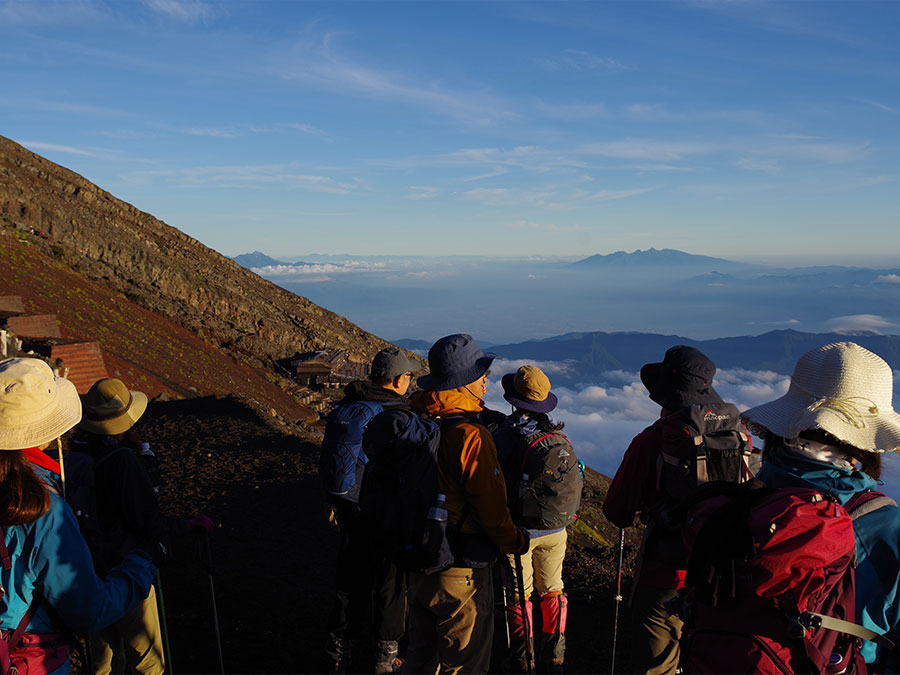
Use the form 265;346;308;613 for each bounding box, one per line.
327;501;407;646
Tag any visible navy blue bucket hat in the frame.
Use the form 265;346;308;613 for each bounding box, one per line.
640;345;723;410
417;334;497;392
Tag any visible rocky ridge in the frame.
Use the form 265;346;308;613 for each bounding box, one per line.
0;134;398;370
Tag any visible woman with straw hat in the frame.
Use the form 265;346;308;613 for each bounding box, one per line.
743;342;900;672
0;358;157;674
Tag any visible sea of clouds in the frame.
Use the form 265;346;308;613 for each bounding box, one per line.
480;358;900;500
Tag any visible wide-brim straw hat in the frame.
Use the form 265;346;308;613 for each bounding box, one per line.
78;378;148;435
742;341;900;453
0;357;82;450
502;365;558;413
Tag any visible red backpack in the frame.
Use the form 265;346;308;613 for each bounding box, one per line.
678;481;887;674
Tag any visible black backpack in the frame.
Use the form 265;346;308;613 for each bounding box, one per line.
57;445;124;572
643;403;753;567
360;408;478;574
515;431;583;530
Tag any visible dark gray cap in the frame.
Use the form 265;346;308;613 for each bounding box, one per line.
370;347;419;382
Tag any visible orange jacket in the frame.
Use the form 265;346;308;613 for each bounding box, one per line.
411;388;526;555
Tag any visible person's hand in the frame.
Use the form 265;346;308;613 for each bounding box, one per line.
136;535;170;567
517;528;532;555
186;515;214;534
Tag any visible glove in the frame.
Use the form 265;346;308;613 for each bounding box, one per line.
186;514;214;534
136;535;170;568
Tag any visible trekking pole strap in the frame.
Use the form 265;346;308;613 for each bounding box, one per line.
799;612;895;650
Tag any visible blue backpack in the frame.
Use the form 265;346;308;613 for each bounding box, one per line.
319;400;385;503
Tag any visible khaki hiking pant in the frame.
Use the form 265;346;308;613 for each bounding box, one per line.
404;566;494;675
91;585;164;675
506;528;566;599
631;585;683;675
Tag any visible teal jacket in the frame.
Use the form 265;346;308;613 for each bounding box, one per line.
758;452;900;668
0;491;156;647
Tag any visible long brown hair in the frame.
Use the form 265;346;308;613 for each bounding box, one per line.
0;451;51;527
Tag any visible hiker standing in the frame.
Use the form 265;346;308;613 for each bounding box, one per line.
404;333;529;675
320;347;420;674
602;346;742;675
0;358;157;674
69;378;213;675
743;342;900;672
494;365;582;673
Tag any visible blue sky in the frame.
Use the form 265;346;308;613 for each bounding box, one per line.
1;0;898;262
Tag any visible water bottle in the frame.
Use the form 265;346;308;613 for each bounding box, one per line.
140;442;155;457
426;493;448;523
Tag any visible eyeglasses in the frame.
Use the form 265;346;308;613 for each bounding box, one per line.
405;372;414;378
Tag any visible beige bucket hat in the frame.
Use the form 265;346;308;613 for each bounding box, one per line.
78;378;148;436
742;342;900;453
0;357;82;450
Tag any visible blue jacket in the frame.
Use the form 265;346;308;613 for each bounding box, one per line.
758;452;900;667
0;478;156;675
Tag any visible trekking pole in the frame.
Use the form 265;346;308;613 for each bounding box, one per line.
199;532;225;675
513;554;536;675
155;572;174;674
611;528;625;675
56;437;67;500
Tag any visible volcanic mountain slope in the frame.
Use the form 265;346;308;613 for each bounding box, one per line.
0;134;394;369
142;394;639;674
0;229;315;421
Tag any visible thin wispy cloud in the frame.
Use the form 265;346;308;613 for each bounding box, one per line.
20;141;101;158
536;101;607;120
737;157;781;174
143;0;213;22
827;314;898;334
859;99;900;114
876;275;900;284
127;164;360;194
181;127;239;139
535;49;628;73
276;31;515;125
406;186;440;200
579;139;718;162
582;188;651;202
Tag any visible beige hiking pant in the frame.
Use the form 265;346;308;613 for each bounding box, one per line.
630;584;683;675
507;528;566;599
404;566;494;675
91;585;165;675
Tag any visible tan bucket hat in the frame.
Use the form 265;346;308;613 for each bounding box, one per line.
741;342;900;453
0;357;82;450
78;378;148;435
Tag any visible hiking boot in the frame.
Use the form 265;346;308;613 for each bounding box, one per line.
326;635;351;674
374;640;402;674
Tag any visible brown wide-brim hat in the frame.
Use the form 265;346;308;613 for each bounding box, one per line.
78;378;148;436
0;357;82;450
742;342;900;453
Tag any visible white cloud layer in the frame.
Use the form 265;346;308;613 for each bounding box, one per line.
483;359;900;500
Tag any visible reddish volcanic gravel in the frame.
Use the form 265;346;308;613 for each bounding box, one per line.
121;395;640;674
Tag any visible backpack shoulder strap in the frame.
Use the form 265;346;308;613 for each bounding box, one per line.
845;490;898;520
519;432;569;474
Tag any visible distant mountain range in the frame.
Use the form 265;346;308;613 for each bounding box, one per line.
569;248;752;270
484;329;900;383
232;250;287;268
